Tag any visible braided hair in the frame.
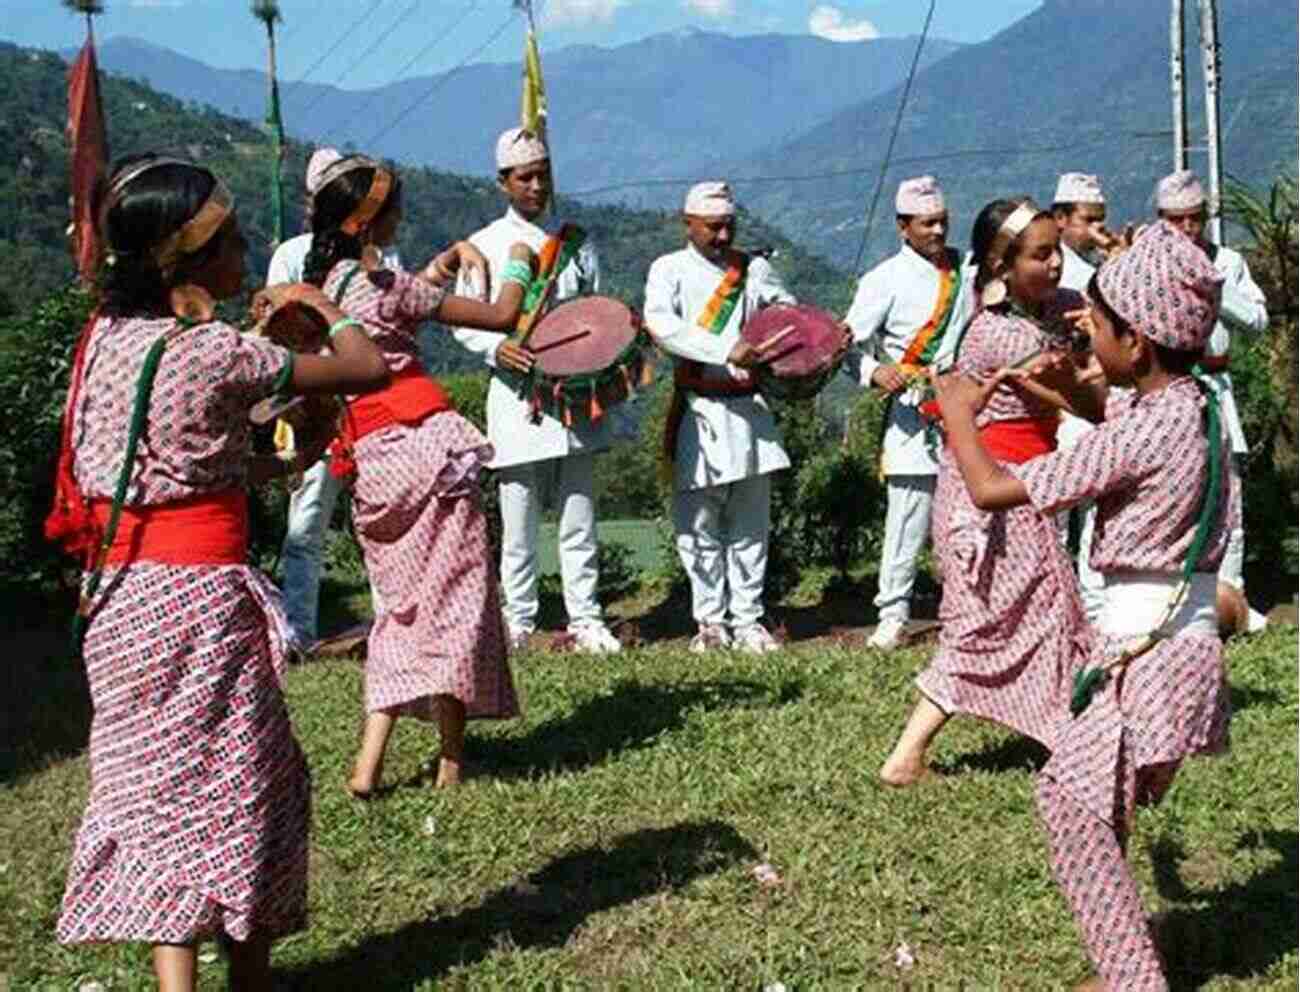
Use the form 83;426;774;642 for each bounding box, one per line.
302;162;402;288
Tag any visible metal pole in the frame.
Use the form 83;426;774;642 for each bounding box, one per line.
1198;0;1224;244
1170;0;1188;170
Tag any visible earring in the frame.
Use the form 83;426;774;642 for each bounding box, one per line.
980;278;1007;308
361;242;383;272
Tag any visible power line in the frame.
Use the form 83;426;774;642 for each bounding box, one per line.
362;9;519;149
853;0;936;273
327;1;483;144
287;0;386;85
296;0;425;118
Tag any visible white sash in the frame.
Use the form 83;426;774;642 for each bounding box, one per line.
1100;570;1217;641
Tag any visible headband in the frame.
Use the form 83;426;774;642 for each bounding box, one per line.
987;201;1041;269
101;157;234;273
313;155;395;237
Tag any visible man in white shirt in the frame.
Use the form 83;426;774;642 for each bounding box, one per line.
643;181;795;653
844;176;975;650
1157;169;1271;631
1051;171;1110;622
451;127;621;654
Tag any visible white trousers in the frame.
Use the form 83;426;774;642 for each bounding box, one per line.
672;474;771;627
1218;454;1247;591
497;453;603;634
874;474;935;623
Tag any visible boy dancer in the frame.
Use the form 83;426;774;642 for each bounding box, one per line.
844;176;974;649
643;181;795;653
452;127;621;653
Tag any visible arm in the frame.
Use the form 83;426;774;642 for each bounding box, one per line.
577;239;601;295
843;267;910;393
932;370;1030;510
643;257;733;366
1218;251;1269;335
750;256;796;308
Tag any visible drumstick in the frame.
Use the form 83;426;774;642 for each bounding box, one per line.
754;325;797;355
529;328;592;355
250;394;304;426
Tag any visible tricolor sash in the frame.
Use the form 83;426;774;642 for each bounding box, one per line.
696;252;749;334
900;252;961;367
515;223;586;343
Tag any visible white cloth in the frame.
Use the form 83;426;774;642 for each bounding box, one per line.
1058;241;1096;294
874;474;935;623
672;474;771;627
266;234;401;285
452;207;611;469
497;453;602;633
843;243;976;476
643;245;794;492
1202;244;1269;454
1099;571;1217;641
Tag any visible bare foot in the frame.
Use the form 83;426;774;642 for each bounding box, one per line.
345;772;379;799
433;756;462;789
1072;977;1104;992
879;753;930;787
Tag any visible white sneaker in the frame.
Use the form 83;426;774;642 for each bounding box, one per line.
1247;607;1268;633
689;624;732;654
733;623;780;654
571;621;622;654
867;617;907;651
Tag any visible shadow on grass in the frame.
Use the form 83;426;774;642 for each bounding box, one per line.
471;678;794;781
1227;682;1283;712
283;820;757;989
930;735;1049;777
0;614;90;785
1149;830;1298;990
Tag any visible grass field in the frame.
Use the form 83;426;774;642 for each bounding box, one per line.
534;519;663;578
2;604;1296;990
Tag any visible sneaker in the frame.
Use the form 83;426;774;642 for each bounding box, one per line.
867;617;907;651
689;624;732;654
570;621;622;654
1247;607;1268;633
733;622;780;654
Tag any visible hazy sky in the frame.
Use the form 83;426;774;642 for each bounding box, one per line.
7;1;1044;88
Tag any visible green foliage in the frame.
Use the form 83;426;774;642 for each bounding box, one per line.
0;285;94;599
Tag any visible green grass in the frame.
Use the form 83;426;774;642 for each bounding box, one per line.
534;519;663;578
2;621;1296;990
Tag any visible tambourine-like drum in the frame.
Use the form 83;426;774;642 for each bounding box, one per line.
739;303;846;402
521;296;653;425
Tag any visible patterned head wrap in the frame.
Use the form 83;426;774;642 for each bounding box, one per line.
100;157;233;276
1155;170;1207;212
1094;220;1223;351
312;155;396;236
495;127;549;171
306;147;343;194
683;181;736;218
895;175;945;216
1053;172;1105;205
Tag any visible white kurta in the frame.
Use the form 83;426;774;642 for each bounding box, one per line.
451;207;613;469
643;245;794;492
1203;244;1269;455
843;243;976;476
1058;240;1096;295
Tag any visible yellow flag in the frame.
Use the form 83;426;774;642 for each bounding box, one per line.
520;28;547;138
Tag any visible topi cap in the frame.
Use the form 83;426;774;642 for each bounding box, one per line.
495;127;549;171
684;181;736;217
1053;172;1105;205
1155;170;1207;212
896;175;945;216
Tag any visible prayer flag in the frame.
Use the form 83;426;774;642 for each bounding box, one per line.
520;29;547;139
66;36;107;285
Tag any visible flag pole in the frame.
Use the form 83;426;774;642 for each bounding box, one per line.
62;0;109;287
252;1;286;247
513;0;553;216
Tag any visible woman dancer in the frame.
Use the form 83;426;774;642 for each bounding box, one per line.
296;153;531;794
49;155;388;990
880;198;1103;786
932;220;1233;990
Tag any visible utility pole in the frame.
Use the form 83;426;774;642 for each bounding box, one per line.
1170;0;1188;169
1198;0;1224;244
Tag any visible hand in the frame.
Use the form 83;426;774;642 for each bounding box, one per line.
507;241;535;265
833;323;853;361
726;340;759;369
870;363;910;394
455;241;493;299
496;340;535;373
251;282;329;324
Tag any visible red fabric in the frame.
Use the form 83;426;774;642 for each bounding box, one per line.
91;490;248;565
330;369;454;480
67;37;108;286
978;416;1058;464
45;311;102;563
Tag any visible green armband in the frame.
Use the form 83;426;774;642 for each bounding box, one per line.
501;259;534;288
329;317;363;339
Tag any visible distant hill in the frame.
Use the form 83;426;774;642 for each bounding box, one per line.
732;0;1299;269
0;41;850;362
75;29;962;203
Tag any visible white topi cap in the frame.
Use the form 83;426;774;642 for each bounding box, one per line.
683;180;736;217
1155;169;1207;212
895;175;945;216
306;147;343;194
1053;172;1105;205
495;127;549;171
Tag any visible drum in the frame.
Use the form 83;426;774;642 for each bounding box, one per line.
521;296;654;426
739;303;846;402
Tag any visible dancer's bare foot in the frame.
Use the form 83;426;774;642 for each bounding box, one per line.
1072;977;1104;992
345;774;377;799
879;753;930;787
433;756;462;789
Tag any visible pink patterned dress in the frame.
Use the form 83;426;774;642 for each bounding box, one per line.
57;315;309;945
324;262;517;721
1009;376;1234;991
917;291;1091;746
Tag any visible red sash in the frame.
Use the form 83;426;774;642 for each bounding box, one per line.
90;489;248;565
330;368;455;479
978;417;1058;463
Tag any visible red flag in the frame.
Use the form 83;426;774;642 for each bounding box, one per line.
67;36;108;285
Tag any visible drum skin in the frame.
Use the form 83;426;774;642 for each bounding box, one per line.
739;303;845;401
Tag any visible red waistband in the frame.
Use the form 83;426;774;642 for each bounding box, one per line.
978;416;1058;463
344;367;454;444
673;360;756;397
90;489;248;565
